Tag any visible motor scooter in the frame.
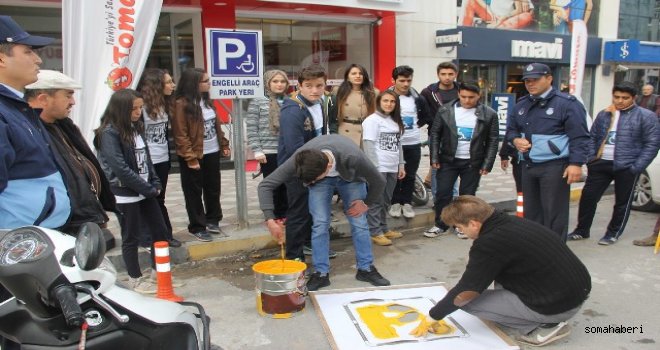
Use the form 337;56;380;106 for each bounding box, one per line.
0;223;210;349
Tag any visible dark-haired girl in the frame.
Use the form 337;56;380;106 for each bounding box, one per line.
333;64;377;146
172;68;230;242
362;90;406;246
94;89;168;293
137;68;181;247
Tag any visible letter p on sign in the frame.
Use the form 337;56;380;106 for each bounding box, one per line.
217;38;245;70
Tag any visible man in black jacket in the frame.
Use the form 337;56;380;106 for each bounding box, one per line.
425;81;498;237
25;70;117;246
412;196;591;347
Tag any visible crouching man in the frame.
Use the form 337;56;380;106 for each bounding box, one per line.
258;134;390;291
412;195;591;347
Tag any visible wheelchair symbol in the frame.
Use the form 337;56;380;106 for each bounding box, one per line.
236;54;255;73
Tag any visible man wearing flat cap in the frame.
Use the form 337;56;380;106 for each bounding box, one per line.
25;70;117;238
505;63;589;241
0;16;71;230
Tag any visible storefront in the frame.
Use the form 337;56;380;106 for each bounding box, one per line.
435;26;602;113
603;39;660;92
4;0;413;89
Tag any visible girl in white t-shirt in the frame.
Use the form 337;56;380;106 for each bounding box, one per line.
137;68;180;247
362;90;406;246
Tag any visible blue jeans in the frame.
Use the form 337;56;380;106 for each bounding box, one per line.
431;168;458;200
308;177;374;274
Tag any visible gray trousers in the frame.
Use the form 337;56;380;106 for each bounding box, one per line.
367;172;398;236
461;288;582;334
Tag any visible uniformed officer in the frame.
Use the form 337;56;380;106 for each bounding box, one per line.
505;63;590;241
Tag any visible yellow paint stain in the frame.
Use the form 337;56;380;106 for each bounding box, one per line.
356;303;456;339
356;303;423;339
252;259;306;274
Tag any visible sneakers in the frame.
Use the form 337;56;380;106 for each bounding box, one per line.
302;245;338;259
633;233;658;246
456;232;469;240
517;322;571;347
384;230;403;239
567;233;588;241
168;238;182;248
307;272;330;291
388;203;402;218
371;234;393;246
402;204;415;219
129;276;157;294
356;265;390;287
598;236;618;246
423;226;447;238
206;224;222;234
189;230;213;242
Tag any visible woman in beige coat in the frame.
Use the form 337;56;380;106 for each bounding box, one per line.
333;64;378;146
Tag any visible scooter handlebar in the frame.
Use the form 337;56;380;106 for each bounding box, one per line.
52;284;85;327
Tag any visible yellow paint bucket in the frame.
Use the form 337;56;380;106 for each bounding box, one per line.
252;259;307;319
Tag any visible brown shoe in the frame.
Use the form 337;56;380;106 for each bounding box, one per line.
384;230;403;239
633;233;658;246
371;234;393;246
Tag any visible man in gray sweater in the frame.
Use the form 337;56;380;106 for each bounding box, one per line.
258;134;390;291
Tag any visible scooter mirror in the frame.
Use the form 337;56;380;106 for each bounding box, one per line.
75;223;106;271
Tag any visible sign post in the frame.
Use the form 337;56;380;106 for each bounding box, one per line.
206;28;264;229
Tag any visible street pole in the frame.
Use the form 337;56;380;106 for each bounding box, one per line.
231;98;249;229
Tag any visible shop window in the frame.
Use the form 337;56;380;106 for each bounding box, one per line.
618;0;659;41
236;18;373;89
459;63;500;105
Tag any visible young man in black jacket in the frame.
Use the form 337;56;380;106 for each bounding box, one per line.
412;196;591;347
425;82;499;237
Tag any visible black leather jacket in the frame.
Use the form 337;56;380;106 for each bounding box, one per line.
430;100;499;171
95;125;161;199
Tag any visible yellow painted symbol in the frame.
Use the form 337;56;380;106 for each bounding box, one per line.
356;303;455;340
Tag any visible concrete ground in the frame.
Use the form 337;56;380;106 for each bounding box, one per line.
130;196;660;350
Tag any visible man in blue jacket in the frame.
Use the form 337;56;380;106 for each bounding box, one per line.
0;16;70;230
506;63;589;241
569;82;659;245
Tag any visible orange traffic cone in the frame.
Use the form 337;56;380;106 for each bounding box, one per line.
516;192;524;218
154;241;183;302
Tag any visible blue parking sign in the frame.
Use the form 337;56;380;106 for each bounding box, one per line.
208;30;260;77
205;28;264;99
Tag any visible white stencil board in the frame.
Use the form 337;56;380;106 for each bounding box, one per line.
310;283;519;350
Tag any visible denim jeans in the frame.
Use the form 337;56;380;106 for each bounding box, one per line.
308;176;373;274
434;159;481;229
431;167;459;200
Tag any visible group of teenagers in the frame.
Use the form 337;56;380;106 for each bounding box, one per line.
254;60;659;347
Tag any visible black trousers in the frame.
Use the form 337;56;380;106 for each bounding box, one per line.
178;151;222;234
574;159;638;239
511;158;523;193
433;159;482;229
116;198;168;278
262;153;288;219
521;160;570;241
284;177;312;260
392;144;421;205
153;161;173;238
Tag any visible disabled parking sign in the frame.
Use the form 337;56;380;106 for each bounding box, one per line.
205;29;264;99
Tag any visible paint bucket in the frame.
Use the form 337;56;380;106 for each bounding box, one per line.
252;259;307;319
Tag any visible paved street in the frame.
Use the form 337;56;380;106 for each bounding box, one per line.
121;196;660;350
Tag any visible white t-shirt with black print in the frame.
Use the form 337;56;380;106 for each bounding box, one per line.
399;94;420;146
601;110;619;161
454;105;477;159
115;133;148;204
142;108;169;164
201;102;220;155
362;113;401;173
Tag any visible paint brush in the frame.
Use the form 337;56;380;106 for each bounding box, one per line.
280;242;285;271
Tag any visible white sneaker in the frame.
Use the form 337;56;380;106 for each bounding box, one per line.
129;276;157;294
388;203;402;218
456;232;469;239
423;226;447;238
402;204;415;219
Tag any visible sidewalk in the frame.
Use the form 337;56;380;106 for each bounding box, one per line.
105;151;583;268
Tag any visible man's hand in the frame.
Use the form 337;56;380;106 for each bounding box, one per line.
512;138;532;153
398;166;406;180
255;154;267;164
346;200;368;217
501;159;509;173
266;219;285;244
432;162;441;170
479;169;489;176
563;165;582;184
189;163;200;170
409;316;453;337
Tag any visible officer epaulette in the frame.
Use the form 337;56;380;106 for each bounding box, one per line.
555;92;577;101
